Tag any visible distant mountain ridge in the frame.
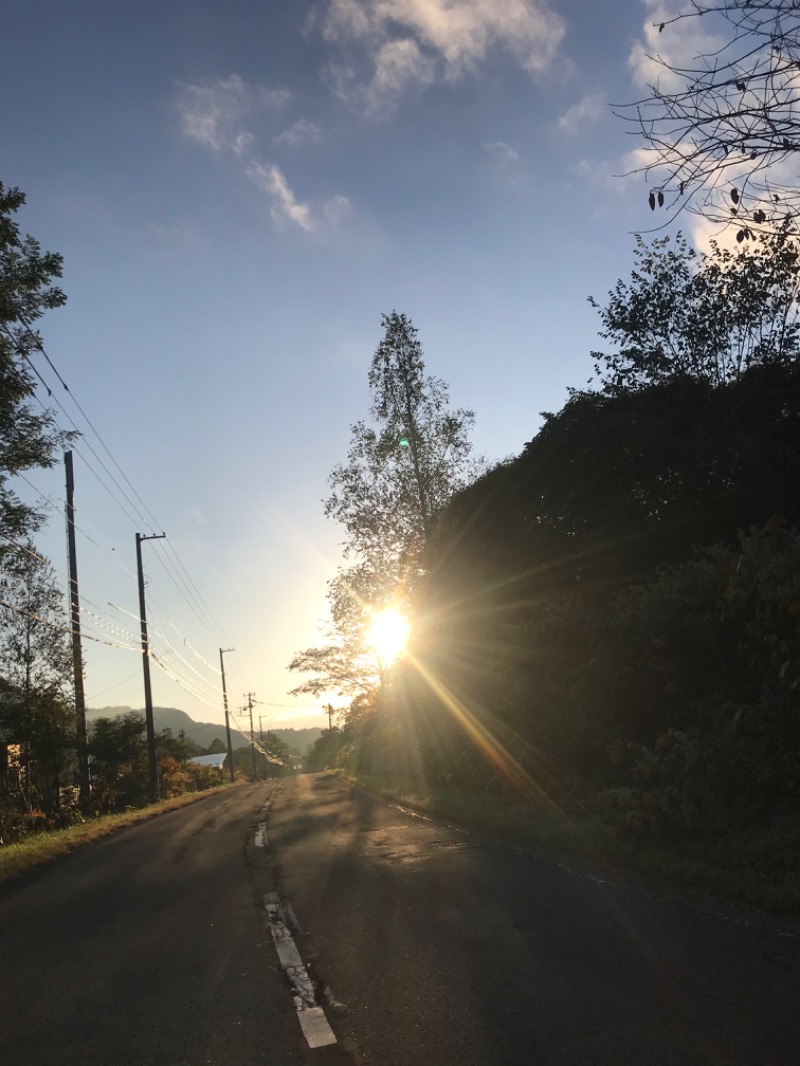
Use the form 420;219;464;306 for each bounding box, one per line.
87;705;322;755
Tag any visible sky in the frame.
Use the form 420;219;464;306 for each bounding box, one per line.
1;0;691;739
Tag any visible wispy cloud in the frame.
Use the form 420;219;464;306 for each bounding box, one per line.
274;118;325;148
322;194;355;226
628;0;724;92
484;140;519;164
246;162;314;231
319;0;566;115
483;139;525;190
175;74;288;152
173;76;348;233
558;91;605;134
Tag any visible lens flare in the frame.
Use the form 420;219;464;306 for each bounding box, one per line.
367;609;410;666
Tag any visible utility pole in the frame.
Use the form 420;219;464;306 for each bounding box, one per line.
219;648;235;784
246;692;257;780
65;452;90;807
326;703;334;731
136;531;165;803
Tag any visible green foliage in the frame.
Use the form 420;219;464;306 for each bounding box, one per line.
0;545;74;699
0;183;70;543
411;230;800;847
425;362;800;620
185;762;223;791
590;230;800;393
0;545;76;817
88;712;149;811
305;727;347;772
326;311;479;566
289;565;386;699
291;311;480;703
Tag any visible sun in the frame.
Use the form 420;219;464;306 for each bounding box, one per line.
367;609;410;666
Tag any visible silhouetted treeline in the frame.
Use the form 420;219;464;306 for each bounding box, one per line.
327;361;800;841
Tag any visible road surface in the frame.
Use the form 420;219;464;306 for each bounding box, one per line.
1;773;798;1064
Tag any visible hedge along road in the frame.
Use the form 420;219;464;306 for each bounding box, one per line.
1;774;799;1065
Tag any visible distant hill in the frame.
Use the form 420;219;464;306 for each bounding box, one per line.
87;706;322;755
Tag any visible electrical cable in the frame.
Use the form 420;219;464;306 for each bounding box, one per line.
4;324;273;712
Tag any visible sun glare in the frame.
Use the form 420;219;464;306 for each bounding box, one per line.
367;609;410;666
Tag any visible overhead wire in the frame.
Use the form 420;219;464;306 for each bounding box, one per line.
16;315;164;531
0;598;139;650
5;320;299;716
14;470;105;551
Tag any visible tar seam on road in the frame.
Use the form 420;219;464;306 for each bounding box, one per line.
263;891;337;1048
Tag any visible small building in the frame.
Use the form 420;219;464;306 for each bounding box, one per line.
188;752;227;770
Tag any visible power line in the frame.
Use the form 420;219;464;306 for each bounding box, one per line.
6;323;246;708
0;598;138;651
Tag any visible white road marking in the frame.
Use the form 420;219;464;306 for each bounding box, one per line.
299;1007;336;1048
254;823;268;848
263;892;337;1048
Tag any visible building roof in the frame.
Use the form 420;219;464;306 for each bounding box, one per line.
188;752;227;769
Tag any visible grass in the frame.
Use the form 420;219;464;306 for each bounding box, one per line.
0;785;236;887
346;772;800;920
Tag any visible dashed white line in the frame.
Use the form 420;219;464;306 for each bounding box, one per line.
254;823;268;848
263;892;337;1048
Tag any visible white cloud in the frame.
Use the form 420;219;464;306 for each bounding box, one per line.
175;75;288;152
274;118;325;148
320;0;566;114
369;37;437;105
174;76;351;234
232;131;255;157
484;141;519;163
558;91;605;134
483;139;524;189
628;0;725;92
246;162;314;231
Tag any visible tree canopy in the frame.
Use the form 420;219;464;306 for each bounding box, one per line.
289;312;480;704
0;183;69;545
590;228;800;392
400;229;800;845
325;311;479;571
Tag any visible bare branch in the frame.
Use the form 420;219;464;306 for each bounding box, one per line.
617;0;800;227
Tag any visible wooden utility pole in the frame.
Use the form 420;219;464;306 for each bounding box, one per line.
65;452;90;807
219;648;235;784
246;692;257;780
136;531;165;803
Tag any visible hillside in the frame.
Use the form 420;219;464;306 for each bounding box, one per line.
87;706;322;755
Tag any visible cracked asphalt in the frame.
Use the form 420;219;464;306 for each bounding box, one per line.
1;773;799;1065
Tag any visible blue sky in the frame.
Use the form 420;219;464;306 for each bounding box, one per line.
1;0;678;736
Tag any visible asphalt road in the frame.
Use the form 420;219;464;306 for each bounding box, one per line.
1;773;799;1065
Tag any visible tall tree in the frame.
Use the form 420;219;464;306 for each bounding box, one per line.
0;182;68;547
325;312;479;571
0;542;75;804
289;312;480;701
618;1;800;228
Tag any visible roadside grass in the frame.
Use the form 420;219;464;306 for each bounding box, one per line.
346;773;800;919
0;785;237;887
